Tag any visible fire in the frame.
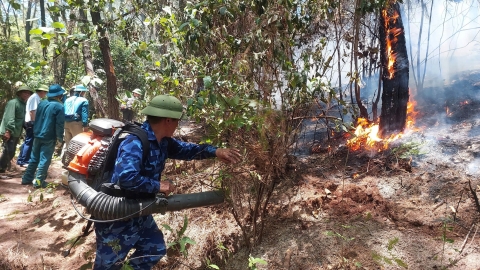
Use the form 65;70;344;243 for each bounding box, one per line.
347;99;418;152
406;98;418;129
460;100;469;106
382;9;402;79
446;106;452;117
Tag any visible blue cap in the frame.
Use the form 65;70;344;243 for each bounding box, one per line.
47;84;66;98
74;85;88;92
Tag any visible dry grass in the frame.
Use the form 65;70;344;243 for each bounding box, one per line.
0;245;30;270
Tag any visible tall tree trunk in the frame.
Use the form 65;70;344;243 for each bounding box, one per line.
353;0;368;119
91;10;119;119
50;4;68;85
379;2;409;137
25;0;33;43
39;0;47;59
79;9;106;118
419;0;434;93
334;1;343;101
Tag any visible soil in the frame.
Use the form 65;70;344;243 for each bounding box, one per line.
1;72;480;270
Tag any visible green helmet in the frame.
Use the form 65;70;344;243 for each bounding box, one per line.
132;88;143;95
17;85;33;94
36;84;49;92
141;95;183;119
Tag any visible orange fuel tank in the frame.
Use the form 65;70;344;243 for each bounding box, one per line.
67;132;103;176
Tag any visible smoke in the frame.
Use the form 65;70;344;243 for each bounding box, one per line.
403;0;480;85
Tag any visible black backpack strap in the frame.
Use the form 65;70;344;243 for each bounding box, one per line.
122;123;150;174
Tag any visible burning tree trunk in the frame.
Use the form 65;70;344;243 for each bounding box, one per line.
379;2;409;137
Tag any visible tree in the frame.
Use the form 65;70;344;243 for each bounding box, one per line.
379;1;409;136
91;9;118;119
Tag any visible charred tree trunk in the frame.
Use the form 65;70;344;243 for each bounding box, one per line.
91;11;118;119
78;10;106;118
379;2;409;137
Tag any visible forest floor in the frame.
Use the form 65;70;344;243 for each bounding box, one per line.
2;71;480;269
1;117;480;270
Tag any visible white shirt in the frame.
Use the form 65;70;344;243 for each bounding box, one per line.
25;93;42;122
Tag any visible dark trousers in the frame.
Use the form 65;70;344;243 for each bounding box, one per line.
22;138;55;184
0;136;20;171
17;126;34;165
122;108;134;123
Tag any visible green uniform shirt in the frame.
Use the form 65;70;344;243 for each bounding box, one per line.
0;97;27;137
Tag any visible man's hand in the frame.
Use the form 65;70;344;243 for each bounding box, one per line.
83;126;89;132
2;130;10;141
56;140;63;149
159;180;176;196
215;148;242;164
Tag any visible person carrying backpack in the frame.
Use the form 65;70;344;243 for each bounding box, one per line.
21;84;65;188
64;84;89;147
94;94;242;269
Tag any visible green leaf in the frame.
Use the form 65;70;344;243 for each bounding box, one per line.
121;264;134;270
33;218;41;224
387;237;399;250
209;92;217;105
179;22;189;31
203;76;212;89
52;22;65;29
208;264;220;269
249;257;267;265
394;258;408;268
139;42;148;50
219;7;227;15
161;224;173;232
47;5;61;13
191;18;200;27
324;231;335;236
29;29;44;35
9;1;20;10
178;215;188;237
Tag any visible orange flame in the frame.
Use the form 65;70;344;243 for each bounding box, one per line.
382;9;402;79
347;98;419;152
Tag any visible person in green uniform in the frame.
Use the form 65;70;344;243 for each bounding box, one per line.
0;85;33;173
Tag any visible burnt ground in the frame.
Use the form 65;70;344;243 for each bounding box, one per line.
1;71;480;270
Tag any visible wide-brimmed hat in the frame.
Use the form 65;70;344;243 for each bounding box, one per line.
74;85;88;92
141;95;183;119
16;85;33;95
47;84;66;98
132;88;143;95
36;84;49;92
